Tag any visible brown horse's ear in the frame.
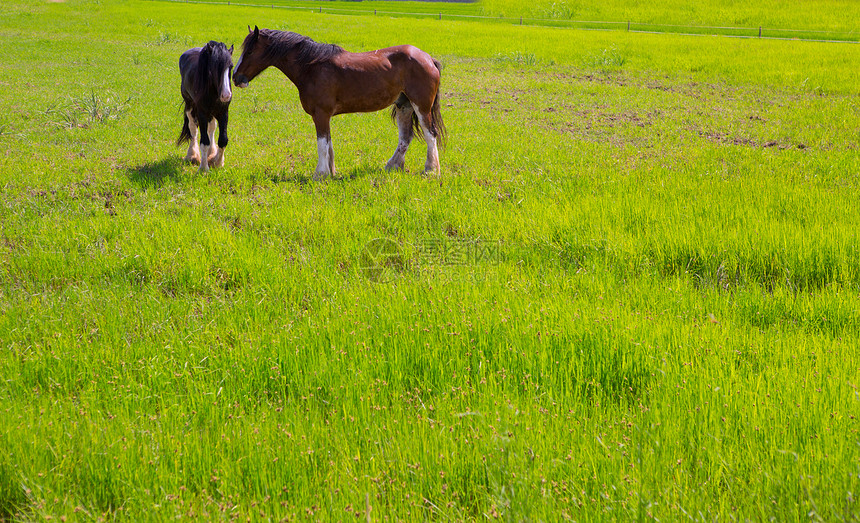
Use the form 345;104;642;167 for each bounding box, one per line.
228;44;234;55
254;25;259;38
248;25;252;33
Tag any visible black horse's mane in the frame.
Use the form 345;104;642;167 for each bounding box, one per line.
177;41;232;146
259;29;344;67
195;41;233;96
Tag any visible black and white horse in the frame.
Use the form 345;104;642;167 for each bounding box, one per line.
177;41;234;172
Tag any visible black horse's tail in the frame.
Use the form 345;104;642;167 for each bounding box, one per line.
177;107;192;146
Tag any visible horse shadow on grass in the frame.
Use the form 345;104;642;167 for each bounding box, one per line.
126;158;412;189
125;157;188;188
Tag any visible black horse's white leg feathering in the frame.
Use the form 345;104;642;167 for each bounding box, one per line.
178;41;233;172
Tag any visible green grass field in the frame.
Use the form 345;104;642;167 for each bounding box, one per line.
479;0;860;31
1;0;860;520
169;0;860;41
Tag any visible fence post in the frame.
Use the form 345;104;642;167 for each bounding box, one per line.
627;21;630;31
439;13;441;20
758;26;762;37
520;16;523;25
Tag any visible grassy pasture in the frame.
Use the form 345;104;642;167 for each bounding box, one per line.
1;0;860;520
171;0;860;41
478;0;860;32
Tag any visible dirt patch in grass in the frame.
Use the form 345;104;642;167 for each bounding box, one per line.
448;64;840;155
695;129;809;150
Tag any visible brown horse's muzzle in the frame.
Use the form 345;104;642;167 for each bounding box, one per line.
234;72;250;88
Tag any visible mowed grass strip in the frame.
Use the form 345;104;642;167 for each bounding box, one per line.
1;0;859;520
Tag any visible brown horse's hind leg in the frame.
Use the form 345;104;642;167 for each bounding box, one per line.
411;103;440;174
386;95;414;172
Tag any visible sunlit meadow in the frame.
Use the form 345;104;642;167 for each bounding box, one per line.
0;0;859;520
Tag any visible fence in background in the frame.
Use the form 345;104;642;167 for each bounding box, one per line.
159;0;859;44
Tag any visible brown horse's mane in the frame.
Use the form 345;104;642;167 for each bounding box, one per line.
260;29;344;68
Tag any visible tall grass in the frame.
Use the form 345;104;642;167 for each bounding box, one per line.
1;0;859;520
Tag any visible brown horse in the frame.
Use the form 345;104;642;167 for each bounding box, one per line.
233;26;446;179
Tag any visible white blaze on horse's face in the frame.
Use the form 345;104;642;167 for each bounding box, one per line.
219;68;232;103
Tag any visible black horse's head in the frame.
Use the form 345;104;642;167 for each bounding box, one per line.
198;41;234;104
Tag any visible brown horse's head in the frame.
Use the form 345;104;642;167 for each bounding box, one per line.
234;26;267;88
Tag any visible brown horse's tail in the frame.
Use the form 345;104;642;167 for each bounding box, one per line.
391;59;446;147
430;59;446;148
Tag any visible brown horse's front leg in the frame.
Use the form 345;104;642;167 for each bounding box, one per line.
312;112;335;180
